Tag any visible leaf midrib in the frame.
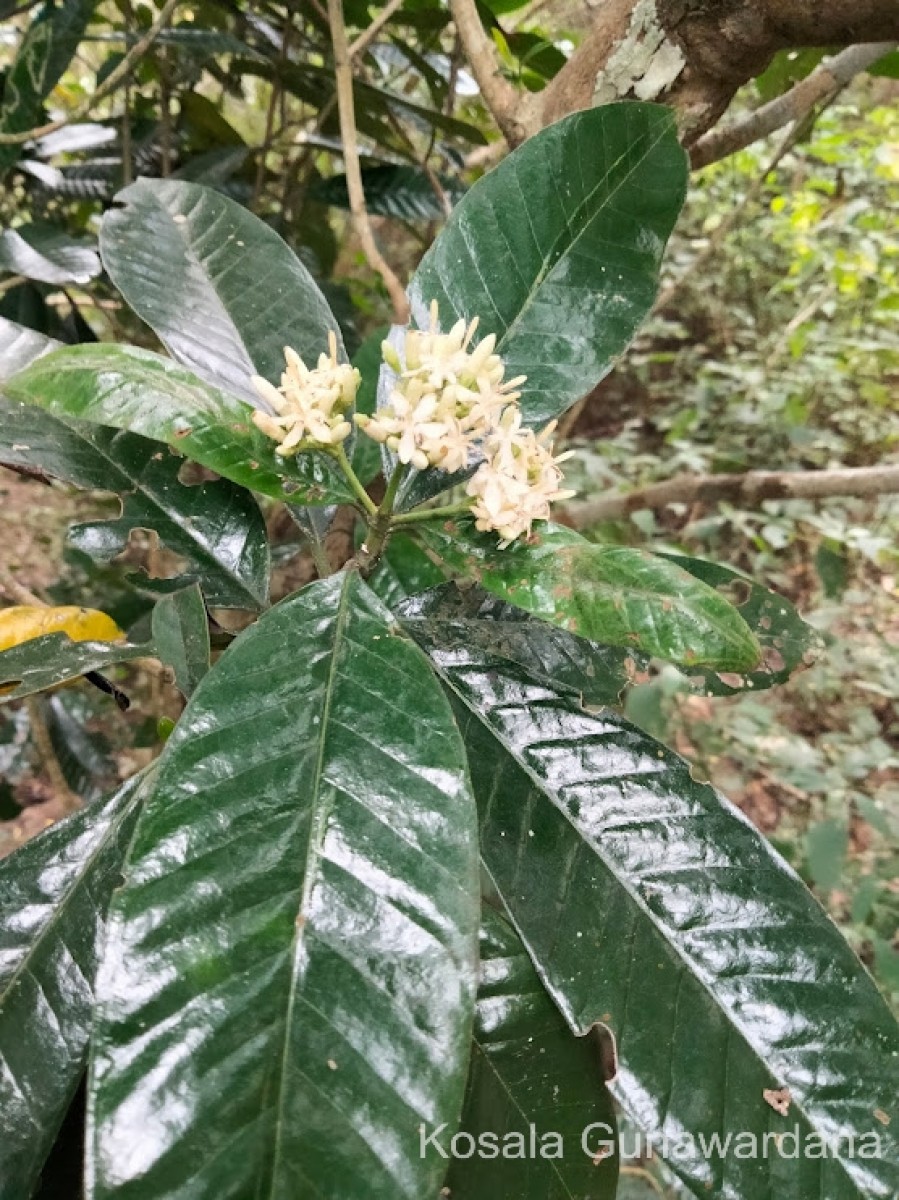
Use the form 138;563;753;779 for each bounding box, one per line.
440;666;869;1197
260;574;351;1200
497;117;671;352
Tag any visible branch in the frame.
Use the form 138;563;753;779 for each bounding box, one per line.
328;0;410;324
348;0;406;60
564;464;899;527
691;42;896;169
448;0;533;146
0;0;181;147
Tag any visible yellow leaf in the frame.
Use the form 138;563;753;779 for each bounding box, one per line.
0;605;125;652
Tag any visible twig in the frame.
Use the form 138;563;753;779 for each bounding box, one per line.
0;565;44;606
448;0;531;146
348;0;406;60
0;0;181;147
253;16;293;208
0;275;26;296
656;117;811;313
564;464;899;527
328;0;410;324
691;42;895;169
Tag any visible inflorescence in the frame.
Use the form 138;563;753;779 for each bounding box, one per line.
249;301;574;545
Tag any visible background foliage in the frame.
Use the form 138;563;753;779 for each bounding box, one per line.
0;3;896;1198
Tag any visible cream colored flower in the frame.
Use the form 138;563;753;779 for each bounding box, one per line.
466;407;575;545
249;331;358;456
356;300;525;472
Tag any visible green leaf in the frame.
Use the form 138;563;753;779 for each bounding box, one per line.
0;313;58;374
4;343;354;505
87;572;480;1199
400;582;643;706
0;772;150;1197
0;395;272;609
100;178;345;405
0;0;96;175
447;906;618;1199
659;552;823;694
350;324;387;486
423;645;899;1200
312;165;466;221
407;103;687;428
149;584;210;698
420;523;761;671
45;692;117;802
0;633;148;702
0;223;101;285
367;532;446;608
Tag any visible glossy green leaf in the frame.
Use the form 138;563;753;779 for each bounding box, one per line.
367;533;446;609
45;693;117;803
4;344;354;505
0;313;58;374
149;585;210;698
0;634;148;702
407;103;687;427
421;523;761;671
87;571;479;1200
0;772;150;1197
400;582;643;706
0;1;95;174
350;324;387;485
660;552;823;694
423;645;899;1200
100;178;345;405
0;224;101;286
0;395;271;609
447;906;618;1199
313;166;466;221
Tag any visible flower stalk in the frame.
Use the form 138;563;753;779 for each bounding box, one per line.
245;301;576;572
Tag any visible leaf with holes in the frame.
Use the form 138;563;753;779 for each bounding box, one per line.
400;582;643;706
659;552;823;694
86;572;479;1200
0;394;271;609
100;178;345;405
448;906;619;1199
420;523;760;671
421;642;899;1200
0;773;150;1197
4;344;354;506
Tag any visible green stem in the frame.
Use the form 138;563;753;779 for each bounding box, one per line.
308;537;333;578
333;444;378;516
390;501;472;526
378;462;407;518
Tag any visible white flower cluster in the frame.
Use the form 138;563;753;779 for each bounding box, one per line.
355;300;524;474
249;302;574;544
250;331;359;455
466;406;574;546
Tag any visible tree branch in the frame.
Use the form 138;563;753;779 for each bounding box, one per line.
327;0;410;325
691;42;896;169
348;0;406;60
565;464;899;527
448;0;534;146
0;0;181;147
